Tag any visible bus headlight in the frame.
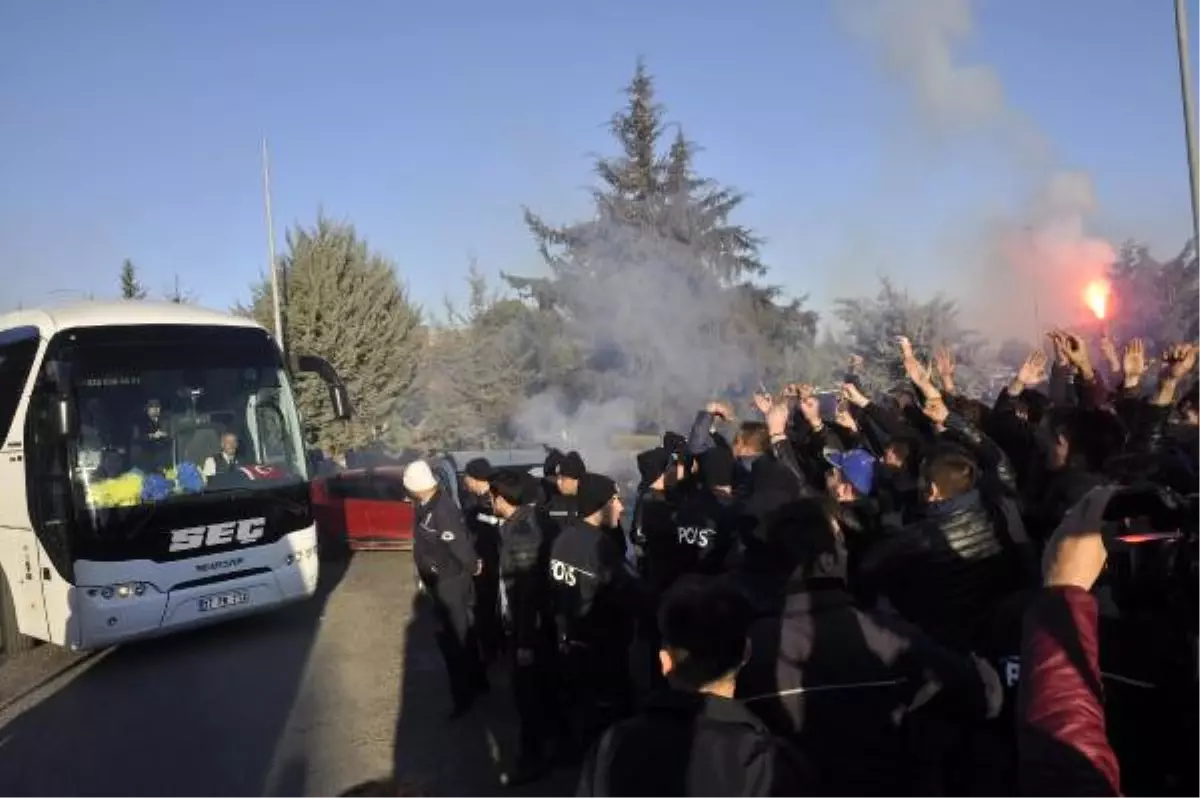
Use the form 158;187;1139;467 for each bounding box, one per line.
285;545;317;566
87;582;151;600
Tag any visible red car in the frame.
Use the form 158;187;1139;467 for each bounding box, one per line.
312;449;547;557
312;465;415;555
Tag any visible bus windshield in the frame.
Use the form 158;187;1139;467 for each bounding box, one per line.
51;325;309;512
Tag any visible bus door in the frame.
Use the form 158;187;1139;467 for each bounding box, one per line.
0;326;52;642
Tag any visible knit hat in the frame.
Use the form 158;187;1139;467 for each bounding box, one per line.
558;451;586;480
637;447;671;485
576;472;618;517
698;445;735;489
402;460;438;494
464;458;494;481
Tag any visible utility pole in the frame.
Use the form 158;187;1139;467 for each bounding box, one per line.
262;137;285;351
1175;0;1199;246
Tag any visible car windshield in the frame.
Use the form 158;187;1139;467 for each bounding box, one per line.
52;325;308;512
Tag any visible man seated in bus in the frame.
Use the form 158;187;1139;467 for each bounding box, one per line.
203;432;246;477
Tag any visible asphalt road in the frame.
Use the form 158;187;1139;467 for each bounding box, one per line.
0;552;578;797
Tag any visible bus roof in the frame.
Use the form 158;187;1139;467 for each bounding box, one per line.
0;301;266;338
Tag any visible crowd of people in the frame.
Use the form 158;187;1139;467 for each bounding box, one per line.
386;329;1197;796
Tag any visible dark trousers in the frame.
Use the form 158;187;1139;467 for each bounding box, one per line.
474;567;503;661
429;582;487;709
511;637;560;760
559;638;634;754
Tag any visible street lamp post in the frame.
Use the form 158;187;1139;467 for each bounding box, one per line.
262;137;285;353
1175;0;1199;246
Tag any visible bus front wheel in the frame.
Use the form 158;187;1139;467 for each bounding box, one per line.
0;569;34;658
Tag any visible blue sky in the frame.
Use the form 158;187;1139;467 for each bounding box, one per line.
0;0;1195;325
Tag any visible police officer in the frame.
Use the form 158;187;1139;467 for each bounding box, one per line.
489;470;557;784
404;459;488;718
630;446;684;698
632;447;683;593
461;458;503;663
550;471;637;753
670;445;741;578
546;450;585;530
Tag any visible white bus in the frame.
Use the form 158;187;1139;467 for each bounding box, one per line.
0;301;351;655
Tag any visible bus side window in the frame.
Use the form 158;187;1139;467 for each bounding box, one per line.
0;337;40;441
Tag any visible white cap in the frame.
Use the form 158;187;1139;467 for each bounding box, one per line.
403;460;438;494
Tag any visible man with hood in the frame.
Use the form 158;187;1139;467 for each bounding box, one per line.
404;459;489;718
735;497;1003;795
579;576;813;797
549;471;637;754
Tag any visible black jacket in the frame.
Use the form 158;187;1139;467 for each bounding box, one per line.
632;487;679;591
856;415;1034;653
550;518;632;648
412;489;478;589
462;490;502;565
856;487;1031;653
498;503;549;651
667;489;740;578
736;580;1002;796
576;690;813;797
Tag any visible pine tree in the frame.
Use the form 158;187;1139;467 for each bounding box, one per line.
502;60;815;427
238;215;424;452
119;259;147;300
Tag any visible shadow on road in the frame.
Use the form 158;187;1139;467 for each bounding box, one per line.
0;557;351;797
390;590;580;797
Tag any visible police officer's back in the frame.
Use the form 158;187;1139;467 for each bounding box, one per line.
549;471;630;647
577;576;813;797
632;447;682;592
668;446;741;580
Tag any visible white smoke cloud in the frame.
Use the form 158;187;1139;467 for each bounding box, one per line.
835;0;1115;340
511;389;639;479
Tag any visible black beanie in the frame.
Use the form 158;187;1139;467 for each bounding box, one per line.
544;448;564;477
559;451;586;480
576;472;618;517
698;446;735;489
637;447;671;485
464;458;494;481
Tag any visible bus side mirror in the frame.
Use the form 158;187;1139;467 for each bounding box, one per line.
55;396;78;438
290;353;353;421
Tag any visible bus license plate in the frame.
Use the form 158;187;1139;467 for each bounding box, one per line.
198;590;249;612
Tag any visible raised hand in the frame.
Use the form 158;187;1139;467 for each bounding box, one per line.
752;391;773;416
1017;349;1048;386
841;381;870;408
1122;338;1147;384
765;401;790;437
1098;330;1121;374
